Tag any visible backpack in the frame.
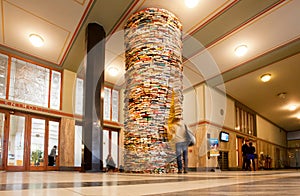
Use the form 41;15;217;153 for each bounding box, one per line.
185;124;196;146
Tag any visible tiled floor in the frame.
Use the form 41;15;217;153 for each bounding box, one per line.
0;170;299;195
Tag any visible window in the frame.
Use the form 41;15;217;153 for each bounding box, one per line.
104;87;111;120
0;54;8;99
104;87;119;122
74;125;82;167
235;103;256;136
50;71;61;110
9;58;50;107
75;78;84;115
6;57;61;109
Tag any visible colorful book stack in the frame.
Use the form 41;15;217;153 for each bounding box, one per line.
124;8;183;173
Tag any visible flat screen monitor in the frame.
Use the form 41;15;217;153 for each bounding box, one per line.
220;131;229;142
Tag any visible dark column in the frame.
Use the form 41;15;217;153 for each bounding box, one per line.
82;23;105;172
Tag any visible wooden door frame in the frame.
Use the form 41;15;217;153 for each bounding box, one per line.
46;118;60;171
0;109;9;170
28;114;60;171
28;115;47;171
0;108;60;171
237;137;244;168
103;126;120;169
5;111;28;171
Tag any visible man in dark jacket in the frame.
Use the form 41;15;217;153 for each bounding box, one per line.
242;139;250;170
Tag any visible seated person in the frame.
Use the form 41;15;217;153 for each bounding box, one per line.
48;145;57;166
106;154;116;172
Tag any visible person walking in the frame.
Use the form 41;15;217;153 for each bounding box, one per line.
171;118;189;174
248;142;256;171
242;139;250;171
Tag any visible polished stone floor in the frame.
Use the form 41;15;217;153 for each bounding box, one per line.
0;170;299;195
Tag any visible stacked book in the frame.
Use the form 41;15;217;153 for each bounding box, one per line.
124;8;183;173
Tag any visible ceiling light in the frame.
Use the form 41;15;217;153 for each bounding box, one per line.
297;115;300;119
29;34;44;47
260;73;271;82
185;0;199;8
289;105;297;111
234;45;248;57
277;92;287;99
108;66;119;76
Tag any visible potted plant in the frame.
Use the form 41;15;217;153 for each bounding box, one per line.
31;150;43;166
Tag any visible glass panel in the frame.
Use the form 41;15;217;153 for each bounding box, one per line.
74;125;82;167
0;113;5;167
7;115;25;166
104;87;111;120
48;121;59;166
9;58;50;107
0;54;8;99
103;130;109;166
111;131;118;167
30;118;45;166
50;71;61;110
112;90;119;122
75;78;84;115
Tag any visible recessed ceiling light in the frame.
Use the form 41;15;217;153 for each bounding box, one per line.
277;92;287;99
185;0;199;8
108;66;119;76
260;73;271;82
29;34;44;47
234;45;248;57
297;114;300;119
289;104;297;111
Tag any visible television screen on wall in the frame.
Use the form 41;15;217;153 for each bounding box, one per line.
220;131;229;142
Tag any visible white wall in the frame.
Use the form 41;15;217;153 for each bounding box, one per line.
204;85;227;127
257;116;286;146
183;84;235;129
183;84;206;125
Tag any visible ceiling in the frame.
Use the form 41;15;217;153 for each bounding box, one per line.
1;0;300;132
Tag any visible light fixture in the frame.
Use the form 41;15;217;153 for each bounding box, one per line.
289;104;297;111
234;45;248;57
297;114;300;119
29;34;44;47
185;0;199;8
107;66;119;76
277;92;287;99
260;73;271;82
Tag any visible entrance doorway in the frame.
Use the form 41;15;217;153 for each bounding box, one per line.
236;137;244;168
103;128;119;170
0;109;60;171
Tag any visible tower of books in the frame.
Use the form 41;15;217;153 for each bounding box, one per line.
124;8;183;173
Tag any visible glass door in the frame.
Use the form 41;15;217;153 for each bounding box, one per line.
30;118;46;170
103;129;119;170
1;110;60;171
0;112;6;169
47;120;59;170
6;114;26;171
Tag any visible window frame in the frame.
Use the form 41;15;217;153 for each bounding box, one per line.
0;52;62;110
103;86;120;122
235;102;257;136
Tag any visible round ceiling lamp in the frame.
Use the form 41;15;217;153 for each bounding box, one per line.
260;73;271;82
185;0;199;8
289;104;297;111
29;34;44;47
108;66;119;76
234;45;248;57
